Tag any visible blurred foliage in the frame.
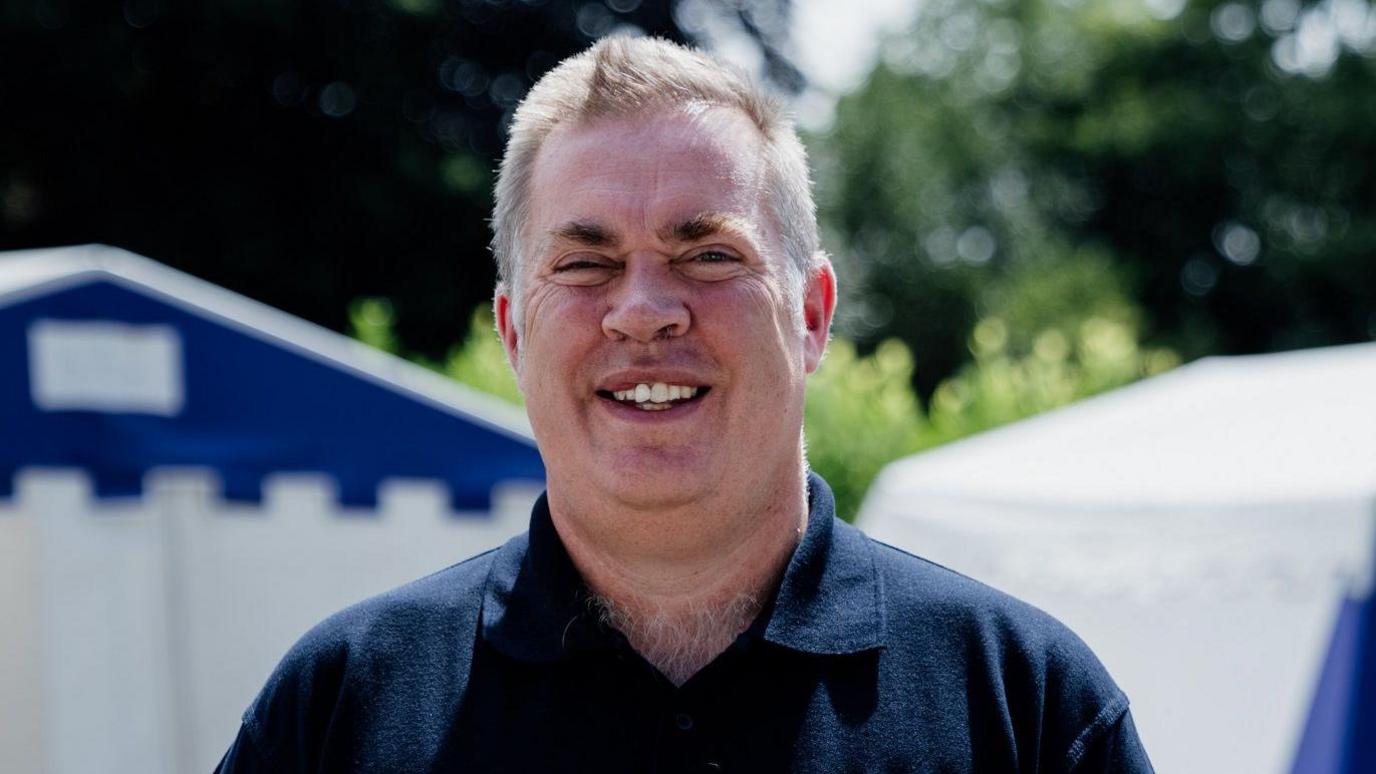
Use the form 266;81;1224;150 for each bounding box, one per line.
803;338;926;520
815;0;1376;399
349;297;402;355
436;305;524;405
350;298;522;403
0;0;795;360
923;314;1180;443
806;315;1177;519
352;299;1176;521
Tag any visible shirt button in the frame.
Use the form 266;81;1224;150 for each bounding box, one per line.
674;712;694;731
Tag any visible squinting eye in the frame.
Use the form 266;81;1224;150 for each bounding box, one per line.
553;259;616;273
550;257;619;285
677;249;745;282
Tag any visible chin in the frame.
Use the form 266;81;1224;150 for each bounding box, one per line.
595;464;714;510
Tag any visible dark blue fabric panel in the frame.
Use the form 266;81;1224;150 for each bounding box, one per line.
1291;595;1365;774
0;280;544;508
1290;572;1376;774
1350;585;1376;774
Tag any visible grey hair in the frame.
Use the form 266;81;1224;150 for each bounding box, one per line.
490;36;821;331
588;589;761;687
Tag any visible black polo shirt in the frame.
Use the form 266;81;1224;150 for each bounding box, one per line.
217;474;1152;773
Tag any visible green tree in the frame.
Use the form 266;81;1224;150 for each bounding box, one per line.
1;1;800;359
815;0;1376;398
350;298;521;404
804;338;926;520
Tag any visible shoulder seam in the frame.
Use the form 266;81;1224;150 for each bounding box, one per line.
412;544;502;582
1064;692;1131;770
229;719;285;774
869;538;984;582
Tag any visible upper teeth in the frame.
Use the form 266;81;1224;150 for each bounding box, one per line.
612;383;699;403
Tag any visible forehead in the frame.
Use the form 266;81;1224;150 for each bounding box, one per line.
526;106;769;241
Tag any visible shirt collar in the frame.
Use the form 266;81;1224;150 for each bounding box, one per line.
480;491;605;662
761;472;886;654
480;472;886;662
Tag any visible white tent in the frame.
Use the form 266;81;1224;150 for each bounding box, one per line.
858;343;1376;774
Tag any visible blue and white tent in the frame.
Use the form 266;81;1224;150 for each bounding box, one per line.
0;243;543;507
0;244;545;774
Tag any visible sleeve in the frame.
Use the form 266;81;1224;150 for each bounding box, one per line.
214;722;278;774
210;620;352;774
1067;707;1155;773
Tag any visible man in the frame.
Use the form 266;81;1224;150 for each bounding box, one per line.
218;37;1152;772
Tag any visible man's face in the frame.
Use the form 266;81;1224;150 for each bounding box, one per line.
497;107;834;511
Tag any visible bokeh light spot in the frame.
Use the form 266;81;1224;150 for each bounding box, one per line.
1211;3;1257;43
957;226;997;265
123;0;159;29
440;58;490;97
577;3;616;38
1214;221;1262;265
1181;258;1219;296
924;225;959;266
319;82;357;118
1145;0;1187;21
442;154;488;195
388;0;440;15
1261;0;1300;33
489;73;527;108
272;72;304;107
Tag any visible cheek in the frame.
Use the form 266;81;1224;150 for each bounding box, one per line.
523;286;587;341
707;279;795;341
520;286;606;379
695;272;779;311
693;280;804;389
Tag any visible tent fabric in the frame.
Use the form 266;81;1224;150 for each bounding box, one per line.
1290;569;1376;774
857;342;1376;774
865;343;1376;510
0;245;544;508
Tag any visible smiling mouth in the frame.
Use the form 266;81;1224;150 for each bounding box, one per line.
596;382;711;412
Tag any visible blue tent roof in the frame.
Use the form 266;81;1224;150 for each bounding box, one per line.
0;245;544;508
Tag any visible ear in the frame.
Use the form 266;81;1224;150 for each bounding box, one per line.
802;256;837;374
494;288;521;377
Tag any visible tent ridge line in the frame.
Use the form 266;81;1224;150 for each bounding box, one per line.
1;245;537;448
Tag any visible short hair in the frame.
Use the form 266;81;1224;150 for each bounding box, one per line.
490;36;820;323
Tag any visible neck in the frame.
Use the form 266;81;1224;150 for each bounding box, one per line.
548;465;809;685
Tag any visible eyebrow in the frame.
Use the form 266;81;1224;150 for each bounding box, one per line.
548;220;619;248
659;212;758;245
545;212;758;252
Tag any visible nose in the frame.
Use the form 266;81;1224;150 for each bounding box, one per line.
601;259;691;343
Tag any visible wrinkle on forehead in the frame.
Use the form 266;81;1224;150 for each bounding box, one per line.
539;211;769;263
524;106;772;257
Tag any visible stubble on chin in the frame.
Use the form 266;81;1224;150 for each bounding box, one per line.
586;589;762;687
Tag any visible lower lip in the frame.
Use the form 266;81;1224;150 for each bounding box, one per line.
597;392;709;423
